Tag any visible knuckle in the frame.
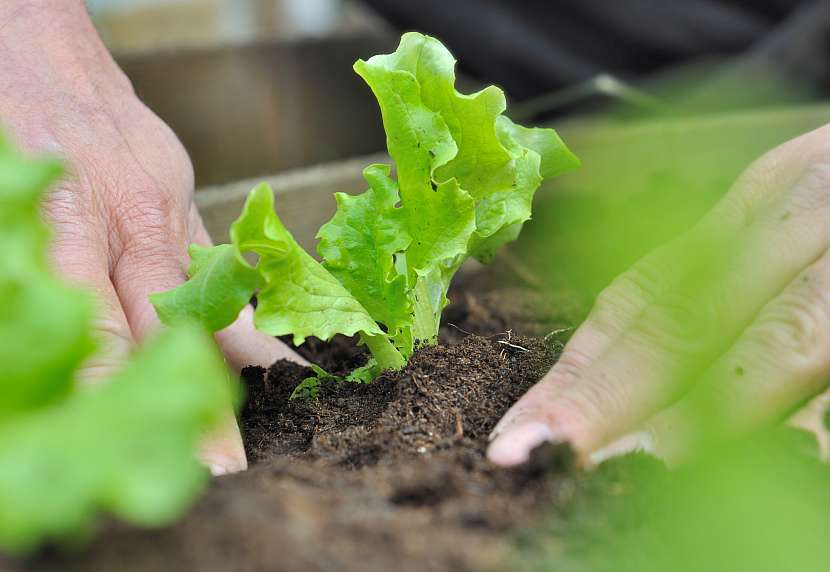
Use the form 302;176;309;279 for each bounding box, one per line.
731;151;783;211
553;347;593;381
788;160;830;214
749;287;830;376
114;186;187;257
592;263;665;326
634;291;712;355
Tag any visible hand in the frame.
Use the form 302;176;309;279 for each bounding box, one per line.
489;121;830;467
0;1;305;474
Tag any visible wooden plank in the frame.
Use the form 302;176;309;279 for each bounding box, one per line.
120;36;395;187
196;153;387;248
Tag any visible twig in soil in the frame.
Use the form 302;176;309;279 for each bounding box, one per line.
447;323;476;336
497;340;530;352
448;322;512;340
544;327;574;341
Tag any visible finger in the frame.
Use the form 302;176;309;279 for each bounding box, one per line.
490;167;830;466
187;206;308;371
489;127;830;467
46;218;134;383
789;388;830;461
629;253;830;466
188;211;303;474
589;390;830;467
589;364;830;468
523;122;830;408
489;186;747;447
111;193;191;341
112;199;252;474
199;414;248;476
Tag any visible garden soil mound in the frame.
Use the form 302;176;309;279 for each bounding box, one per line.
18;280;827;572
24;284;586;572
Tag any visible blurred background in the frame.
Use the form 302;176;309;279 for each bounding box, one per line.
87;0;395;187
87;0;830;188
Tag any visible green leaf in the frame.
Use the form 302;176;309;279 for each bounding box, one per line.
354;44;477;285
233;184;384;345
496;115;581;180
317;164;412;334
372;32;515;199
353;32;580;342
356;33;579;272
0;136;62;241
149;32;578;382
0;278;96;417
0;327;233;553
0;137;95;416
345;359;380;384
0;133;233;553
289;364;331;400
467;116;581;262
151;243;264;331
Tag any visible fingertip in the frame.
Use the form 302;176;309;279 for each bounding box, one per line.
206;455;247;477
199;415;248;476
487;421;555;467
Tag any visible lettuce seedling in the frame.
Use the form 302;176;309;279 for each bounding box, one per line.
152;32;579;380
0;136;234;553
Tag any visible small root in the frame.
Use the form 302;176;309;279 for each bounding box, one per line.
544;327;574;342
447;323;476;336
497;340;530;352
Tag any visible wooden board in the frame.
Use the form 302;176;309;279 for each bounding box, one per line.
196;153;387;247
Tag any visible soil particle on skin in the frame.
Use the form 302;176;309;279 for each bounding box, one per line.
26;287;584;572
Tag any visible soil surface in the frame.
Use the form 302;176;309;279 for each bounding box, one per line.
20;279;588;572
11;274;829;572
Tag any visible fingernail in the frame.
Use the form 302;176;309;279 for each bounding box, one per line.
207;456;247;477
487;421;555;467
209;462;231;477
589;431;656;466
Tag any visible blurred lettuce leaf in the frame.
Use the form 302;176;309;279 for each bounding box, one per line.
0;134;233;554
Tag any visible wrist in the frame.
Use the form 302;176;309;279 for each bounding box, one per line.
0;1;132;104
0;1;89;42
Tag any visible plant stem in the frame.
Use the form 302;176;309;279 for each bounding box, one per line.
411;278;440;346
360;332;406;371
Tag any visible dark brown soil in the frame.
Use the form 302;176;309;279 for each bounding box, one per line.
21;283;587;572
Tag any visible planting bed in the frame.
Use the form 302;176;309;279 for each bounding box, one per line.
15;276;829;572
17;273;591;572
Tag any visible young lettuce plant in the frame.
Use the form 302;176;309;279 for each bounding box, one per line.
0;135;234;553
152;32;579;383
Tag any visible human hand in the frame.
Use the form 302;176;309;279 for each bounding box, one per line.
0;1;305;474
489;121;830;467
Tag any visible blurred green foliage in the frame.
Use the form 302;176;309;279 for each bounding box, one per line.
0;134;235;554
514;430;830;572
